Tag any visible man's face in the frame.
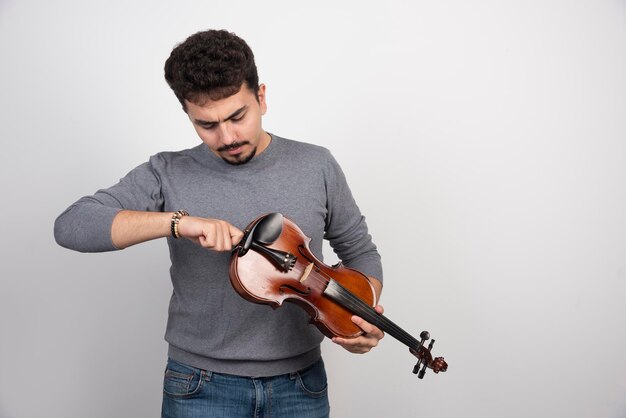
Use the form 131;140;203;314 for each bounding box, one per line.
186;83;270;165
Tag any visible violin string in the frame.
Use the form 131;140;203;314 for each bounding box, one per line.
325;277;419;349
291;262;430;362
290;252;420;349
254;244;428;358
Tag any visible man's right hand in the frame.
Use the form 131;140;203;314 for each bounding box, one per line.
177;216;244;251
111;210;243;251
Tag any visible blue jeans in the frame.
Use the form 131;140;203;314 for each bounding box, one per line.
161;357;330;418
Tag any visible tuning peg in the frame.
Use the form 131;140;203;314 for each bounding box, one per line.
412;330;430;375
417;339;436;379
412;361;422;375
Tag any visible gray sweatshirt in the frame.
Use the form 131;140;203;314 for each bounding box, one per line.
54;134;382;376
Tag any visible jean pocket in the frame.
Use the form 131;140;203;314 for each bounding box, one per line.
295;359;328;398
163;359;204;398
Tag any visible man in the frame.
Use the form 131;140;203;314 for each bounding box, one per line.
55;29;383;417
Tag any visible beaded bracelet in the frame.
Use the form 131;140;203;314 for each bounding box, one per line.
171;210;189;239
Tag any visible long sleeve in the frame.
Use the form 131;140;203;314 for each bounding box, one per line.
322;151;383;282
54;158;165;252
52;136;382;377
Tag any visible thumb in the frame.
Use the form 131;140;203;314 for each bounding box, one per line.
230;225;244;245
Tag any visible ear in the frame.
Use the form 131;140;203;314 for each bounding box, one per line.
257;83;267;115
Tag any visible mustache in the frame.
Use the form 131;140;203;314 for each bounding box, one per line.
217;141;250;152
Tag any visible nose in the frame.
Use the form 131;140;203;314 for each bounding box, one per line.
218;122;237;145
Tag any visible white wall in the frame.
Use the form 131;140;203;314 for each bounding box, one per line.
1;1;625;417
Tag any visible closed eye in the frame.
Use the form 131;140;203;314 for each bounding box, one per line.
199;123;217;130
193;105;248;129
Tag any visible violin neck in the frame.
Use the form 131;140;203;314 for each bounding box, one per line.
324;279;419;350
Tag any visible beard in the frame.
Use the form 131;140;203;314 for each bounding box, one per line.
217;141;256;165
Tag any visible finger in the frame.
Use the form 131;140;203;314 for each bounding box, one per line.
351;316;384;339
332;337;371;354
230;226;244;246
220;223;232;250
200;224;220;249
333;332;380;348
198;233;212;248
219;222;243;250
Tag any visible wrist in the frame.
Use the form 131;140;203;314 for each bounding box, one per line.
170;210;189;239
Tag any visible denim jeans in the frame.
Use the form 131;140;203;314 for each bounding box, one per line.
161;357;330;418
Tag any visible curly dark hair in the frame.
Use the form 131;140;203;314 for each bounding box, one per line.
164;30;259;111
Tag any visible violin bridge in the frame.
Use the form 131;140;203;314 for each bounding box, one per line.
299;263;314;283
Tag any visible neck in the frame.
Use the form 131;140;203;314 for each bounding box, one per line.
256;131;272;155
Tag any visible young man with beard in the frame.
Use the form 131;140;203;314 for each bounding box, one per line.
55;29;384;417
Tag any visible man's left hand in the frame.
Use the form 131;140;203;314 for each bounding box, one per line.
331;305;385;354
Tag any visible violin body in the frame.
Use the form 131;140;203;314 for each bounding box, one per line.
229;213;448;378
229;215;376;339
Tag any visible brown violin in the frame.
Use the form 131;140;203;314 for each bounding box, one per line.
229;213;448;378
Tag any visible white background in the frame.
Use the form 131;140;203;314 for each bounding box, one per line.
1;1;625;417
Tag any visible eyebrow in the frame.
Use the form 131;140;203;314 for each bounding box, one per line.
194;105;248;125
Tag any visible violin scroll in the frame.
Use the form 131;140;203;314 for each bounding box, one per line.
410;330;448;378
431;357;448;374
